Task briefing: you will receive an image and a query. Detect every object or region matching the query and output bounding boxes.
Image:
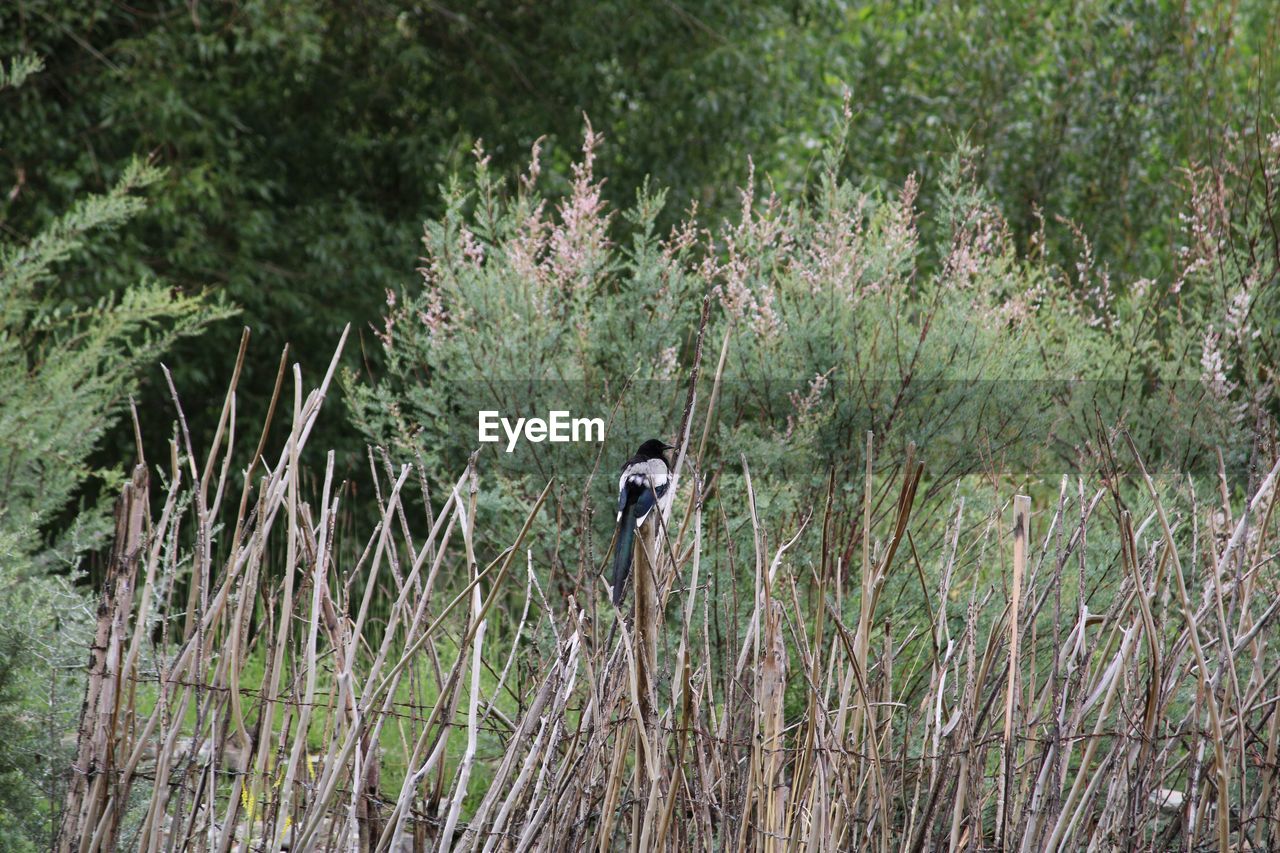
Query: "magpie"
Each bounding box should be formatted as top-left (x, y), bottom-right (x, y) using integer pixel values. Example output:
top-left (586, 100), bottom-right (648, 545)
top-left (611, 438), bottom-right (675, 605)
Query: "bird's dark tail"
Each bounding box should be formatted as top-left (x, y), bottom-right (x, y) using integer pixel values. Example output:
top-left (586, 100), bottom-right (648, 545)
top-left (612, 504), bottom-right (637, 605)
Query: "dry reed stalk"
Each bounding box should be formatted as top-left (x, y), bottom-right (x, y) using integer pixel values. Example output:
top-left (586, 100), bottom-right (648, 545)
top-left (996, 494), bottom-right (1029, 847)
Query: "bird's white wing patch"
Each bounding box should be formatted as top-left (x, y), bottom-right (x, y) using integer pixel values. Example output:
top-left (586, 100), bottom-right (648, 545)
top-left (617, 458), bottom-right (673, 526)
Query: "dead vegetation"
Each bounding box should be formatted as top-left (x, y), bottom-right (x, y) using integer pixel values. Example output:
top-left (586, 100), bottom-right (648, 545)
top-left (57, 330), bottom-right (1280, 851)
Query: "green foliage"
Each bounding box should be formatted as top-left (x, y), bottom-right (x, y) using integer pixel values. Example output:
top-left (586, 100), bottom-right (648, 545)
top-left (349, 124), bottom-right (1272, 577)
top-left (7, 0), bottom-right (1271, 481)
top-left (0, 0), bottom-right (841, 471)
top-left (0, 156), bottom-right (232, 567)
top-left (827, 0), bottom-right (1277, 278)
top-left (0, 545), bottom-right (91, 852)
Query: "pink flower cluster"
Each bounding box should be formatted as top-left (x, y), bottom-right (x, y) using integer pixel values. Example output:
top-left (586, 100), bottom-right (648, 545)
top-left (508, 126), bottom-right (613, 320)
top-left (702, 159), bottom-right (787, 338)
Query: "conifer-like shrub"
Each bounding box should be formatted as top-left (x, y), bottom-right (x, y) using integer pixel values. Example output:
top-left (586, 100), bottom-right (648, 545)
top-left (347, 121), bottom-right (1276, 562)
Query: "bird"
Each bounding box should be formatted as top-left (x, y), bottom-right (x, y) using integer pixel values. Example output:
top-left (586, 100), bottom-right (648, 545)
top-left (611, 438), bottom-right (675, 605)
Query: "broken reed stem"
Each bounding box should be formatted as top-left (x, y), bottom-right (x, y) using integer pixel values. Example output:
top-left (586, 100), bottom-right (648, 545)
top-left (631, 517), bottom-right (659, 851)
top-left (997, 494), bottom-right (1029, 849)
top-left (633, 519), bottom-right (660, 727)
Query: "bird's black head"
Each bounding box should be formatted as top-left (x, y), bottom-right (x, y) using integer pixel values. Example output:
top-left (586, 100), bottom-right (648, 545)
top-left (635, 438), bottom-right (675, 461)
